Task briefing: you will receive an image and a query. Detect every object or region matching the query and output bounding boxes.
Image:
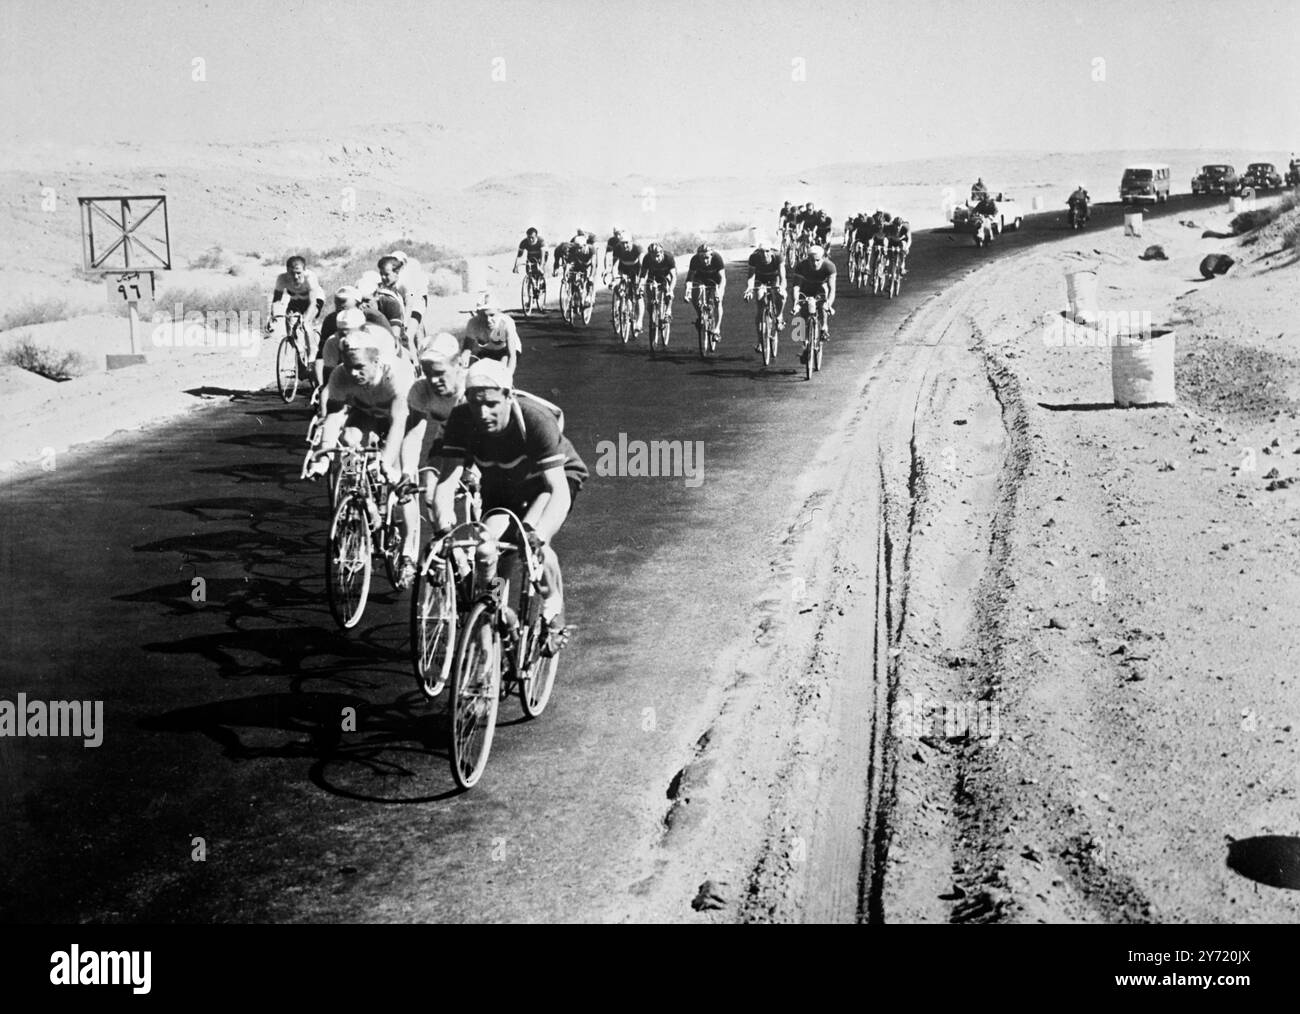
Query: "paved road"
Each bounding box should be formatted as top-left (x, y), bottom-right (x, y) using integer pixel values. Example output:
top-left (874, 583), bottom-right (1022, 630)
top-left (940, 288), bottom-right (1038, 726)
top-left (0, 193), bottom-right (1226, 922)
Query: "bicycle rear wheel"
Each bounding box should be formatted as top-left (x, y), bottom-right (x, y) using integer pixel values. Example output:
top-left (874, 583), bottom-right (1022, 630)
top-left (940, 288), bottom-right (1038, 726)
top-left (516, 576), bottom-right (559, 719)
top-left (449, 600), bottom-right (502, 790)
top-left (325, 498), bottom-right (373, 629)
top-left (411, 552), bottom-right (457, 698)
top-left (559, 273), bottom-right (571, 320)
top-left (276, 336), bottom-right (300, 403)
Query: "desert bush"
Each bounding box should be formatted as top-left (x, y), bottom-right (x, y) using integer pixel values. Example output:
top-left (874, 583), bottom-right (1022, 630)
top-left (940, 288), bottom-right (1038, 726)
top-left (656, 230), bottom-right (710, 256)
top-left (1230, 191), bottom-right (1300, 234)
top-left (1282, 219), bottom-right (1300, 251)
top-left (1, 299), bottom-right (70, 331)
top-left (188, 246), bottom-right (228, 269)
top-left (713, 219), bottom-right (750, 233)
top-left (319, 244), bottom-right (351, 259)
top-left (153, 281), bottom-right (266, 318)
top-left (428, 266), bottom-right (463, 297)
top-left (2, 336), bottom-right (92, 381)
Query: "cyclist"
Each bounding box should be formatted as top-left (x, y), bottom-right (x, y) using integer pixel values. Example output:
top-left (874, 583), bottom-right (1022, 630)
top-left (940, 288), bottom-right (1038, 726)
top-left (790, 244), bottom-right (837, 346)
top-left (461, 290), bottom-right (522, 376)
top-left (407, 331), bottom-right (468, 506)
top-left (316, 306), bottom-right (372, 389)
top-left (744, 238), bottom-right (786, 352)
top-left (513, 227), bottom-right (547, 287)
top-left (814, 207), bottom-right (833, 249)
top-left (683, 241), bottom-right (727, 342)
top-left (317, 285), bottom-right (396, 385)
top-left (885, 215), bottom-right (912, 275)
top-left (388, 250), bottom-right (428, 321)
top-left (602, 226), bottom-right (625, 278)
top-left (779, 201), bottom-right (796, 232)
top-left (268, 255), bottom-right (326, 356)
top-left (639, 241), bottom-right (678, 344)
top-left (551, 237), bottom-right (573, 279)
top-left (611, 232), bottom-right (645, 337)
top-left (430, 358), bottom-right (589, 652)
top-left (378, 256), bottom-right (421, 349)
top-left (566, 232), bottom-right (597, 306)
top-left (306, 325), bottom-right (421, 588)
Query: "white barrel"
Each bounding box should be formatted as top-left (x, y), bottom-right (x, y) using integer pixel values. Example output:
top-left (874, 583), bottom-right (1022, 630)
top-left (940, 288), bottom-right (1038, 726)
top-left (1065, 269), bottom-right (1099, 325)
top-left (1228, 196), bottom-right (1244, 213)
top-left (1124, 212), bottom-right (1143, 237)
top-left (464, 257), bottom-right (489, 297)
top-left (1112, 328), bottom-right (1176, 407)
top-left (1032, 195), bottom-right (1045, 211)
top-left (748, 225), bottom-right (760, 246)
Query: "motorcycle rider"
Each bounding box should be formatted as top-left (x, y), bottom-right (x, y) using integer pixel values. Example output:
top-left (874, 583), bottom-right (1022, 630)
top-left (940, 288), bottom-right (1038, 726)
top-left (1068, 184), bottom-right (1090, 225)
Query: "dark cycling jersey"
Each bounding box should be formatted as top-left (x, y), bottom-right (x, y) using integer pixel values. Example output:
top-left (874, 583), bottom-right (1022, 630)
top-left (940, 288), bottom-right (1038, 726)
top-left (793, 257), bottom-right (837, 297)
top-left (747, 248), bottom-right (782, 283)
top-left (614, 241), bottom-right (643, 274)
top-left (518, 235), bottom-right (545, 262)
top-left (552, 241), bottom-right (573, 268)
top-left (687, 250), bottom-right (725, 286)
top-left (437, 396), bottom-right (589, 513)
top-left (318, 306), bottom-right (393, 352)
top-left (568, 243), bottom-right (595, 270)
top-left (640, 251), bottom-right (677, 282)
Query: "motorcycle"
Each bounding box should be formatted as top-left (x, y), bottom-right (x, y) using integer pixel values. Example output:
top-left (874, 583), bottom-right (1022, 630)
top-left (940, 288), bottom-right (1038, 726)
top-left (971, 212), bottom-right (995, 247)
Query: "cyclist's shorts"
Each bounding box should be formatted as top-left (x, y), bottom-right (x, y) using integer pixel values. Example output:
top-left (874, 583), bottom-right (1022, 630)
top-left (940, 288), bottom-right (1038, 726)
top-left (692, 274), bottom-right (724, 289)
top-left (286, 297), bottom-right (311, 316)
top-left (484, 475), bottom-right (581, 522)
top-left (339, 406), bottom-right (390, 443)
top-left (617, 264), bottom-right (640, 280)
top-left (752, 272), bottom-right (782, 288)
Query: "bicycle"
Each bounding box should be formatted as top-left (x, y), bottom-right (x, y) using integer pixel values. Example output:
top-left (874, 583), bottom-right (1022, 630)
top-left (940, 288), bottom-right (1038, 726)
top-left (410, 468), bottom-right (483, 700)
top-left (645, 278), bottom-right (671, 353)
top-left (445, 508), bottom-right (565, 790)
top-left (563, 267), bottom-right (593, 328)
top-left (520, 260), bottom-right (546, 316)
top-left (610, 274), bottom-right (637, 344)
top-left (885, 243), bottom-right (904, 299)
top-left (317, 444), bottom-right (418, 630)
top-left (793, 293), bottom-right (832, 381)
top-left (691, 284), bottom-right (720, 358)
top-left (753, 283), bottom-right (781, 365)
top-left (273, 312), bottom-right (314, 403)
top-left (868, 240), bottom-right (887, 295)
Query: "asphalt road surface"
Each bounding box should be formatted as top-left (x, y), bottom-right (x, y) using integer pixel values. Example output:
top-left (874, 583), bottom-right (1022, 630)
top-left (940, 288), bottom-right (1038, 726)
top-left (0, 193), bottom-right (1225, 922)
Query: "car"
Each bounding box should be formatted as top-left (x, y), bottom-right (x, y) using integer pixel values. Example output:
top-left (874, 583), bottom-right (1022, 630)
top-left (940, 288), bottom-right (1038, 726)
top-left (1190, 164), bottom-right (1239, 195)
top-left (952, 192), bottom-right (1023, 234)
top-left (1122, 163), bottom-right (1172, 203)
top-left (1240, 162), bottom-right (1284, 191)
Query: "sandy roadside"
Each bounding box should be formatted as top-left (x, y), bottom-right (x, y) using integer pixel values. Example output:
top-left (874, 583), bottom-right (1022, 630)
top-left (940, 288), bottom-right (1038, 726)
top-left (883, 200), bottom-right (1300, 922)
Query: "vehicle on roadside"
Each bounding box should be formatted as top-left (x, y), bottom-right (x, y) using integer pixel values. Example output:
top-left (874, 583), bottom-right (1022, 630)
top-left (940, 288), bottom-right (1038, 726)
top-left (953, 193), bottom-right (1023, 234)
top-left (1122, 163), bottom-right (1172, 203)
top-left (1190, 164), bottom-right (1239, 195)
top-left (1241, 162), bottom-right (1284, 191)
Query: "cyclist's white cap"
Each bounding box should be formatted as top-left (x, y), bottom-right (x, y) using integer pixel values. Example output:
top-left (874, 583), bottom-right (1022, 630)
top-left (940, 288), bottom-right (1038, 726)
top-left (355, 270), bottom-right (381, 296)
top-left (473, 290), bottom-right (499, 313)
top-left (465, 359), bottom-right (513, 392)
top-left (336, 307), bottom-right (365, 331)
top-left (416, 331), bottom-right (461, 364)
top-left (334, 285), bottom-right (361, 304)
top-left (809, 245), bottom-right (825, 257)
top-left (388, 250), bottom-right (408, 264)
top-left (339, 325), bottom-right (385, 356)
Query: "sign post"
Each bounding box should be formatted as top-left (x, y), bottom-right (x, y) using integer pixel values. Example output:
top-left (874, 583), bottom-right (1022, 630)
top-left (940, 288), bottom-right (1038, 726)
top-left (78, 196), bottom-right (171, 367)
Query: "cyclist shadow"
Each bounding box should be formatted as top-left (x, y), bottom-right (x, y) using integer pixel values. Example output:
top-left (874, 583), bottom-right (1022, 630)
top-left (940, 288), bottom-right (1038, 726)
top-left (138, 689), bottom-right (458, 804)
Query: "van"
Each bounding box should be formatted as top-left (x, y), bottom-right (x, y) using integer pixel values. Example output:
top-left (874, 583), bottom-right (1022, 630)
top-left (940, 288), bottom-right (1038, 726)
top-left (1121, 163), bottom-right (1171, 204)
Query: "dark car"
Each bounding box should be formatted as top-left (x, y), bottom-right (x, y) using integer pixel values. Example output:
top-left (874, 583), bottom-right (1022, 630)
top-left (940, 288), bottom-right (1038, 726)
top-left (1191, 164), bottom-right (1239, 195)
top-left (1240, 162), bottom-right (1284, 191)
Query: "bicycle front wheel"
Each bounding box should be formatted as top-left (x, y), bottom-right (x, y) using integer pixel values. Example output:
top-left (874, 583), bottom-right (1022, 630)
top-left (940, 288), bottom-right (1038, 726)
top-left (325, 498), bottom-right (373, 629)
top-left (449, 600), bottom-right (502, 790)
top-left (411, 552), bottom-right (457, 699)
top-left (276, 336), bottom-right (300, 403)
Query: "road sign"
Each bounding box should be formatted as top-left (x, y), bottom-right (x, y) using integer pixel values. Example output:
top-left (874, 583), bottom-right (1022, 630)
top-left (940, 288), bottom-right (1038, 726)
top-left (79, 195), bottom-right (171, 272)
top-left (104, 270), bottom-right (155, 309)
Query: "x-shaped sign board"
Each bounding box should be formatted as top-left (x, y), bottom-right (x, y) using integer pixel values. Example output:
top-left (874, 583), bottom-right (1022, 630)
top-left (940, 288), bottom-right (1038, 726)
top-left (79, 195), bottom-right (171, 271)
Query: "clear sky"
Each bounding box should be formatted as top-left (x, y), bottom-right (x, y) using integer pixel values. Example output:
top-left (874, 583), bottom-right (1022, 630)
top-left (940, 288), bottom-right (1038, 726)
top-left (3, 0), bottom-right (1297, 178)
